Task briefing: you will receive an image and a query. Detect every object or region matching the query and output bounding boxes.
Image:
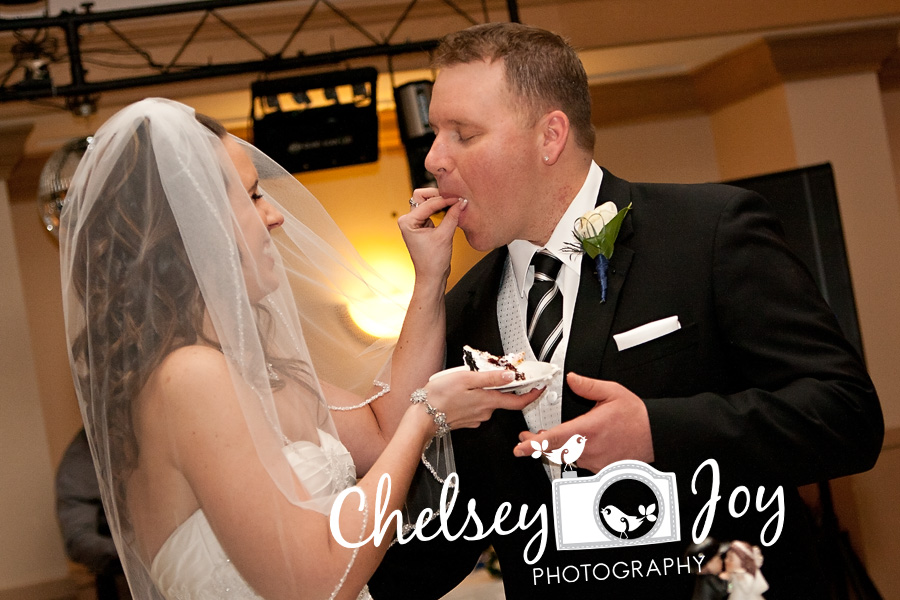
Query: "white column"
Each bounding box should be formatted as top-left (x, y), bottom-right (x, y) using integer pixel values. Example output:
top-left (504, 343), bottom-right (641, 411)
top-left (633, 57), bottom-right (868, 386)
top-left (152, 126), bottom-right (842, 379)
top-left (784, 71), bottom-right (900, 430)
top-left (784, 71), bottom-right (900, 598)
top-left (0, 126), bottom-right (70, 595)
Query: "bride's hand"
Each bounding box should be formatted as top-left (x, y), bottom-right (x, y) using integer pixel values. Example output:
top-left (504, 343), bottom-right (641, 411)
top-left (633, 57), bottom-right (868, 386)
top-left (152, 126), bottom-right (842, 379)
top-left (399, 189), bottom-right (467, 284)
top-left (419, 370), bottom-right (542, 430)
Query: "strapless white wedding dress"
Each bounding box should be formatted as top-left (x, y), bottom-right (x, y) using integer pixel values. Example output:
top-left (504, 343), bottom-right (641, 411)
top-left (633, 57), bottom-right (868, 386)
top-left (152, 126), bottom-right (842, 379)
top-left (149, 430), bottom-right (371, 600)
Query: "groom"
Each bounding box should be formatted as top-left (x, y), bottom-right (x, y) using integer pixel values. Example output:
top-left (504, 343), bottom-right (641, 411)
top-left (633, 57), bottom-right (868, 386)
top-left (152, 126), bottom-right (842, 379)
top-left (369, 22), bottom-right (882, 599)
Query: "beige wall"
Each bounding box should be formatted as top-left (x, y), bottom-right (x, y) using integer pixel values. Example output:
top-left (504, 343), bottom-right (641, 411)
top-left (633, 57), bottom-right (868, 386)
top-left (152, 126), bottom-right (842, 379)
top-left (883, 86), bottom-right (900, 207)
top-left (855, 77), bottom-right (900, 600)
top-left (711, 86), bottom-right (798, 180)
top-left (526, 0), bottom-right (900, 51)
top-left (785, 73), bottom-right (900, 431)
top-left (594, 112), bottom-right (721, 183)
top-left (9, 200), bottom-right (82, 467)
top-left (0, 181), bottom-right (70, 595)
top-left (846, 431), bottom-right (900, 598)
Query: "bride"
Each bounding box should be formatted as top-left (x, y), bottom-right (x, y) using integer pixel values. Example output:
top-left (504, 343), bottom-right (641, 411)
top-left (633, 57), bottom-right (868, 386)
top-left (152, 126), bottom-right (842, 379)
top-left (59, 98), bottom-right (537, 599)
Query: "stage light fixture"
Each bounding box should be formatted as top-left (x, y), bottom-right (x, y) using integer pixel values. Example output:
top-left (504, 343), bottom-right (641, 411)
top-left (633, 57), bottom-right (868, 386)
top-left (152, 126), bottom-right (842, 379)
top-left (251, 67), bottom-right (379, 174)
top-left (394, 80), bottom-right (437, 189)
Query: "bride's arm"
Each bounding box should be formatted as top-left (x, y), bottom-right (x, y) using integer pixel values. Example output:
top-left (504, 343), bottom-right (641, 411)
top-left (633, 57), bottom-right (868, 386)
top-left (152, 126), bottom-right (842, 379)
top-left (330, 194), bottom-right (538, 473)
top-left (329, 193), bottom-right (463, 467)
top-left (156, 345), bottom-right (527, 600)
top-left (377, 192), bottom-right (463, 435)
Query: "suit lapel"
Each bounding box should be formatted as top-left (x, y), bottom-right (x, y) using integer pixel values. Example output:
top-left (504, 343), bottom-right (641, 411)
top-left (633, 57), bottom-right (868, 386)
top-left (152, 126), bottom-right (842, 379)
top-left (563, 169), bottom-right (635, 421)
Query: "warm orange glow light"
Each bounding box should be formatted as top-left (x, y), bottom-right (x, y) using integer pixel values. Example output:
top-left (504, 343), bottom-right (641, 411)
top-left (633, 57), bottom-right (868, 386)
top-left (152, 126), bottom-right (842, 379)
top-left (347, 253), bottom-right (414, 339)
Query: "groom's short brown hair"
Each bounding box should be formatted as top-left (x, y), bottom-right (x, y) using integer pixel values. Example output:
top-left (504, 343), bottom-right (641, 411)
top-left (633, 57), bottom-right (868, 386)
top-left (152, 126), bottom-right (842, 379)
top-left (433, 22), bottom-right (595, 153)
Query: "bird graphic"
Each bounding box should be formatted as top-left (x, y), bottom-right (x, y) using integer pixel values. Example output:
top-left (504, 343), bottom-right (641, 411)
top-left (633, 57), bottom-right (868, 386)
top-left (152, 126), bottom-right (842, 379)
top-left (598, 504), bottom-right (658, 538)
top-left (530, 434), bottom-right (587, 470)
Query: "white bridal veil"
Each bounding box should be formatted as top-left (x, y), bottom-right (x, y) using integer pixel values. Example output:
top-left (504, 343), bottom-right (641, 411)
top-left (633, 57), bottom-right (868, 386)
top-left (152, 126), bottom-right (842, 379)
top-left (59, 98), bottom-right (450, 599)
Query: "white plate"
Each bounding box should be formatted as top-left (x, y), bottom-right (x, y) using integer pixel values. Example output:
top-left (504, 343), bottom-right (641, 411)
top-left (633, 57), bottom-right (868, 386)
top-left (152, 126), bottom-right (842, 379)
top-left (429, 361), bottom-right (560, 395)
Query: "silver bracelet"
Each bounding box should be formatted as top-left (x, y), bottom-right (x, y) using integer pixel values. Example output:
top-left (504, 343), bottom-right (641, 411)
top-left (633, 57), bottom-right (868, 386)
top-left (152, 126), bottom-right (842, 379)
top-left (409, 388), bottom-right (451, 437)
top-left (327, 380), bottom-right (389, 411)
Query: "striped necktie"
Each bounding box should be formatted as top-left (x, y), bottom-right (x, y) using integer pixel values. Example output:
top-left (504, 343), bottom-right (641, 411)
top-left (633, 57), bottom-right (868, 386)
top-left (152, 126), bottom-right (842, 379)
top-left (526, 250), bottom-right (564, 362)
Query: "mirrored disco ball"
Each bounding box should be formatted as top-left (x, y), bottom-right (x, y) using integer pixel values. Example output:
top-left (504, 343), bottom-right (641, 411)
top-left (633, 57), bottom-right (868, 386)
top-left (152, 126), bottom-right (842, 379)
top-left (37, 136), bottom-right (92, 238)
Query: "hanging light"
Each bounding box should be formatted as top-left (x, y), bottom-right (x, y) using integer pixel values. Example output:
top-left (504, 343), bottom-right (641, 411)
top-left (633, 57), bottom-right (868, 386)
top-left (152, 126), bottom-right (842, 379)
top-left (37, 136), bottom-right (91, 239)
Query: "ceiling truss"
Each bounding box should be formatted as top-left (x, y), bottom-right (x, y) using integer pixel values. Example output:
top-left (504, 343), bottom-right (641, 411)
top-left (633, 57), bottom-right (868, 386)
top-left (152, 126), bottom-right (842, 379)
top-left (0, 0), bottom-right (519, 112)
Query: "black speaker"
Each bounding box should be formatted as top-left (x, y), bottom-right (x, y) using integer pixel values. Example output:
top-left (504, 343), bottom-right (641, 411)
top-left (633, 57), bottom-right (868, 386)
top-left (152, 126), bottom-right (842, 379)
top-left (394, 80), bottom-right (437, 189)
top-left (252, 68), bottom-right (379, 174)
top-left (725, 163), bottom-right (864, 358)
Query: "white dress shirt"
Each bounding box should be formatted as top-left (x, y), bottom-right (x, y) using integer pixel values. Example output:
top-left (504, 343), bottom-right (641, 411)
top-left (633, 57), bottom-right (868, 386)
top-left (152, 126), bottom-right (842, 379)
top-left (499, 161), bottom-right (603, 479)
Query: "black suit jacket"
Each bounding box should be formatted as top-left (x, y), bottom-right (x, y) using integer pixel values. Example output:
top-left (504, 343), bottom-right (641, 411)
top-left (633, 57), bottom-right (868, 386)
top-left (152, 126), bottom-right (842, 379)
top-left (370, 169), bottom-right (882, 599)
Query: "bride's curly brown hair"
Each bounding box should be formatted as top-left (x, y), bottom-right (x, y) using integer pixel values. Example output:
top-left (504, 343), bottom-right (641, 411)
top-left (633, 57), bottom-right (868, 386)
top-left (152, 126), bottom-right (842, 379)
top-left (69, 120), bottom-right (211, 526)
top-left (69, 116), bottom-right (314, 531)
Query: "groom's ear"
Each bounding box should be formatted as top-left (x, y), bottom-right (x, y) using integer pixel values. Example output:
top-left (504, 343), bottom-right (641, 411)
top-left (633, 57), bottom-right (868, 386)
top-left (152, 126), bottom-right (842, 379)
top-left (539, 110), bottom-right (570, 165)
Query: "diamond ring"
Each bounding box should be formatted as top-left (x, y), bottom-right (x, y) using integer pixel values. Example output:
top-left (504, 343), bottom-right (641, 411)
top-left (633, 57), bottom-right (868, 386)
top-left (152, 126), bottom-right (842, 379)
top-left (409, 197), bottom-right (419, 208)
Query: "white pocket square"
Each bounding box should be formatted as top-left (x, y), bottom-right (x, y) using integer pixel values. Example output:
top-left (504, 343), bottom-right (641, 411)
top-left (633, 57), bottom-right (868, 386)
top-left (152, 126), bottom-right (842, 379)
top-left (613, 316), bottom-right (681, 351)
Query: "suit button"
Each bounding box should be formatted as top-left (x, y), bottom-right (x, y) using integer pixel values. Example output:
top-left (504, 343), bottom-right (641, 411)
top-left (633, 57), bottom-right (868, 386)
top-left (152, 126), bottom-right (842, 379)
top-left (545, 391), bottom-right (560, 405)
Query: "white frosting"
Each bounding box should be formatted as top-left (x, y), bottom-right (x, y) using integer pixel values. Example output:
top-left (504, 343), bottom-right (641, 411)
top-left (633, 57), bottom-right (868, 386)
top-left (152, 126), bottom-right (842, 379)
top-left (462, 344), bottom-right (525, 377)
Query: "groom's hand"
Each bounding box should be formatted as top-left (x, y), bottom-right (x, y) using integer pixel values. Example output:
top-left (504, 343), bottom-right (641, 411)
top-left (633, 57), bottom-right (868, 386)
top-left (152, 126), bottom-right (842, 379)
top-left (512, 373), bottom-right (654, 473)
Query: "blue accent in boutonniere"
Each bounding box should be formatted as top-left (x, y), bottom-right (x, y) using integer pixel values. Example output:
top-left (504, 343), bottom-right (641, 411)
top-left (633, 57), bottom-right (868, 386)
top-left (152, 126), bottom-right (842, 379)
top-left (563, 202), bottom-right (632, 302)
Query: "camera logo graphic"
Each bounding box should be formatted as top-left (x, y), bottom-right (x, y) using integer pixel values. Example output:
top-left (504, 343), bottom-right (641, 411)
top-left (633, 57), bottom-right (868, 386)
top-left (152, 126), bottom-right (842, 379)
top-left (552, 460), bottom-right (680, 550)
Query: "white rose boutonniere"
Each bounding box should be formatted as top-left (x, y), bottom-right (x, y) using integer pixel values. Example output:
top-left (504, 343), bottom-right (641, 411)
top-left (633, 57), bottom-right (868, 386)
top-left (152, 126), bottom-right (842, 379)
top-left (564, 201), bottom-right (632, 302)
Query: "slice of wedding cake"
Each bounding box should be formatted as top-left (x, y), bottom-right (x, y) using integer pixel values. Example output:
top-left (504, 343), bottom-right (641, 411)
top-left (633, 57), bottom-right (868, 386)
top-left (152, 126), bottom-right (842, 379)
top-left (462, 345), bottom-right (527, 381)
